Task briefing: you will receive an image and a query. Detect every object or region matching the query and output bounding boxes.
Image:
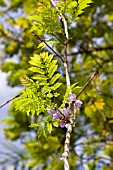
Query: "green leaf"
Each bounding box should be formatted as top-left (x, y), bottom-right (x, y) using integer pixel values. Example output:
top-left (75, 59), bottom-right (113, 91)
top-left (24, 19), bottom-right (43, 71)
top-left (12, 51), bottom-right (61, 137)
top-left (50, 73), bottom-right (61, 85)
top-left (37, 127), bottom-right (43, 138)
top-left (37, 42), bottom-right (46, 49)
top-left (29, 67), bottom-right (45, 74)
top-left (47, 123), bottom-right (52, 133)
top-left (60, 87), bottom-right (71, 108)
top-left (29, 55), bottom-right (45, 68)
top-left (75, 0), bottom-right (93, 20)
top-left (28, 15), bottom-right (42, 22)
top-left (27, 110), bottom-right (30, 116)
top-left (52, 82), bottom-right (62, 90)
top-left (29, 123), bottom-right (39, 128)
top-left (32, 75), bottom-right (48, 81)
top-left (53, 121), bottom-right (58, 127)
top-left (47, 93), bottom-right (53, 98)
top-left (46, 54), bottom-right (53, 66)
top-left (67, 1), bottom-right (77, 9)
top-left (48, 60), bottom-right (58, 78)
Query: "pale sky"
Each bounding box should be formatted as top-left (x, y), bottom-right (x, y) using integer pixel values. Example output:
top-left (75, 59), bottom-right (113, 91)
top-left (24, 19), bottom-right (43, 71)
top-left (0, 70), bottom-right (21, 138)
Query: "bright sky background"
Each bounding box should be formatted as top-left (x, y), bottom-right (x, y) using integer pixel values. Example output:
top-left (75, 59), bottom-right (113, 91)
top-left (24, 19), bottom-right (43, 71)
top-left (0, 70), bottom-right (20, 138)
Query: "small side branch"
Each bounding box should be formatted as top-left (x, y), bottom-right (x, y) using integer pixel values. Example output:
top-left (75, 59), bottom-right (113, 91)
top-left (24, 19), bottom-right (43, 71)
top-left (0, 93), bottom-right (21, 109)
top-left (67, 45), bottom-right (113, 56)
top-left (0, 28), bottom-right (23, 43)
top-left (76, 70), bottom-right (99, 98)
top-left (33, 33), bottom-right (64, 62)
top-left (0, 71), bottom-right (98, 109)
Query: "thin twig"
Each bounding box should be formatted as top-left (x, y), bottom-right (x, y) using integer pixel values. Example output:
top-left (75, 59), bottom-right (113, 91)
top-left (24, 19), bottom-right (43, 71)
top-left (67, 45), bottom-right (113, 56)
top-left (33, 32), bottom-right (64, 62)
top-left (76, 70), bottom-right (99, 98)
top-left (0, 28), bottom-right (23, 43)
top-left (0, 93), bottom-right (22, 109)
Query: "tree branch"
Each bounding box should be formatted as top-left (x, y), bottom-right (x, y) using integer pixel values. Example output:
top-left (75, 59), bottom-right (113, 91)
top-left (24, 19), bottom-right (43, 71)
top-left (0, 28), bottom-right (23, 43)
top-left (76, 70), bottom-right (99, 98)
top-left (67, 45), bottom-right (113, 56)
top-left (0, 71), bottom-right (98, 110)
top-left (0, 93), bottom-right (22, 109)
top-left (61, 28), bottom-right (73, 170)
top-left (33, 32), bottom-right (64, 62)
top-left (62, 40), bottom-right (73, 170)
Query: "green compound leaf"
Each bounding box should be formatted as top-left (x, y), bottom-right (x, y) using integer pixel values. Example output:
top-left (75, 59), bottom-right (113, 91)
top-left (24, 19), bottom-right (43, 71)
top-left (13, 52), bottom-right (62, 137)
top-left (75, 0), bottom-right (93, 20)
top-left (28, 15), bottom-right (42, 22)
top-left (67, 1), bottom-right (77, 9)
top-left (29, 116), bottom-right (53, 138)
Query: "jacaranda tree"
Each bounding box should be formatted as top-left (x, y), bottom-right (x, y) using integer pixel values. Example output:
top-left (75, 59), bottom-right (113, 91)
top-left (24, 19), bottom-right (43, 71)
top-left (0, 0), bottom-right (113, 170)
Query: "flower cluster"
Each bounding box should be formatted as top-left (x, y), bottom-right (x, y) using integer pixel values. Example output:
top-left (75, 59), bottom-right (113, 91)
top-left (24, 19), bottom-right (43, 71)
top-left (47, 106), bottom-right (70, 128)
top-left (68, 94), bottom-right (82, 113)
top-left (47, 94), bottom-right (82, 128)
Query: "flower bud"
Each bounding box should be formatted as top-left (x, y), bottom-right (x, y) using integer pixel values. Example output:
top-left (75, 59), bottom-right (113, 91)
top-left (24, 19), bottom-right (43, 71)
top-left (68, 94), bottom-right (76, 102)
top-left (74, 100), bottom-right (82, 110)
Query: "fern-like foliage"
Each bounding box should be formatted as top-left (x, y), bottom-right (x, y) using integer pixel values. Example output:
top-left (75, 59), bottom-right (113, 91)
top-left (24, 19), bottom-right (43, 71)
top-left (29, 116), bottom-right (58, 138)
top-left (28, 0), bottom-right (63, 36)
top-left (12, 52), bottom-right (62, 136)
top-left (28, 0), bottom-right (93, 38)
top-left (74, 0), bottom-right (93, 20)
top-left (28, 52), bottom-right (62, 93)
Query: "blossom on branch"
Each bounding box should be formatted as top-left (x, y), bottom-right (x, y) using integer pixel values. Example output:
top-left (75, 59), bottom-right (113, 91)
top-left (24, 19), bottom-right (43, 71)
top-left (47, 107), bottom-right (70, 128)
top-left (68, 94), bottom-right (76, 102)
top-left (74, 100), bottom-right (82, 110)
top-left (47, 94), bottom-right (82, 128)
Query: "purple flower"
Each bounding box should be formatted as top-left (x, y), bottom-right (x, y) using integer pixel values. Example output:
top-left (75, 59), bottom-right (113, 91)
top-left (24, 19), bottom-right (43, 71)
top-left (63, 107), bottom-right (70, 117)
top-left (53, 110), bottom-right (63, 120)
top-left (58, 122), bottom-right (66, 128)
top-left (57, 108), bottom-right (70, 128)
top-left (68, 94), bottom-right (76, 102)
top-left (74, 100), bottom-right (82, 110)
top-left (53, 0), bottom-right (59, 3)
top-left (47, 106), bottom-right (70, 128)
top-left (47, 106), bottom-right (56, 115)
top-left (47, 106), bottom-right (63, 120)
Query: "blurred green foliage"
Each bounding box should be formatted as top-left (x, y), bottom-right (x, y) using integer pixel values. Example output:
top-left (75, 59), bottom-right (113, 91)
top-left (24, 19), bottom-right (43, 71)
top-left (0, 0), bottom-right (113, 169)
